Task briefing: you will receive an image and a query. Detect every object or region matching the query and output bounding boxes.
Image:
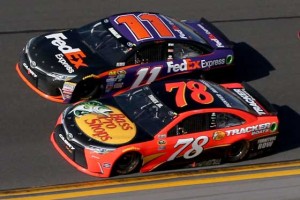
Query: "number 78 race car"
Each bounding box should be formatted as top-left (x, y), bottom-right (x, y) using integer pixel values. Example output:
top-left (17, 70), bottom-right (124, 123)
top-left (51, 79), bottom-right (279, 177)
top-left (16, 12), bottom-right (234, 103)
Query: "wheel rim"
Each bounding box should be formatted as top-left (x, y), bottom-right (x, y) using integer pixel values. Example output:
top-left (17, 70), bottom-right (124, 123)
top-left (227, 140), bottom-right (249, 161)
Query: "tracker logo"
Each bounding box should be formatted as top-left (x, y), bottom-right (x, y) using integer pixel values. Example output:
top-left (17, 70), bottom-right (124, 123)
top-left (167, 59), bottom-right (200, 73)
top-left (226, 123), bottom-right (271, 136)
top-left (46, 33), bottom-right (87, 69)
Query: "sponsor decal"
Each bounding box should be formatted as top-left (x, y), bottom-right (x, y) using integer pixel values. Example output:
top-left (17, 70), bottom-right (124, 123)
top-left (45, 33), bottom-right (87, 69)
top-left (158, 139), bottom-right (167, 150)
top-left (55, 54), bottom-right (74, 73)
top-left (88, 145), bottom-right (114, 154)
top-left (108, 27), bottom-right (122, 39)
top-left (113, 82), bottom-right (124, 89)
top-left (172, 25), bottom-right (187, 39)
top-left (61, 82), bottom-right (76, 100)
top-left (233, 89), bottom-right (266, 115)
top-left (201, 80), bottom-right (231, 108)
top-left (257, 136), bottom-right (276, 150)
top-left (158, 140), bottom-right (167, 145)
top-left (226, 122), bottom-right (271, 136)
top-left (194, 159), bottom-right (222, 167)
top-left (167, 59), bottom-right (201, 73)
top-left (158, 134), bottom-right (167, 139)
top-left (69, 100), bottom-right (111, 117)
top-left (148, 94), bottom-right (163, 108)
top-left (59, 133), bottom-right (75, 152)
top-left (116, 62), bottom-right (125, 67)
top-left (105, 70), bottom-right (126, 92)
top-left (197, 24), bottom-right (224, 48)
top-left (213, 131), bottom-right (226, 140)
top-left (74, 101), bottom-right (136, 145)
top-left (102, 163), bottom-right (112, 168)
top-left (23, 63), bottom-right (37, 78)
top-left (216, 93), bottom-right (232, 107)
top-left (201, 58), bottom-right (225, 69)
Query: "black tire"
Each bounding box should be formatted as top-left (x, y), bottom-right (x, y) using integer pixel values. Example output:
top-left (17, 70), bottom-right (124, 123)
top-left (226, 140), bottom-right (250, 162)
top-left (71, 79), bottom-right (99, 102)
top-left (113, 152), bottom-right (142, 176)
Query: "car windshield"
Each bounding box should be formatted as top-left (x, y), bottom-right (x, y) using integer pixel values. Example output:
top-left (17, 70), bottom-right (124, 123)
top-left (114, 86), bottom-right (176, 136)
top-left (77, 21), bottom-right (131, 66)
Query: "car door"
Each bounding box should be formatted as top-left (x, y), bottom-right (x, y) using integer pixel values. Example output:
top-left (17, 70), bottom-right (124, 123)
top-left (162, 111), bottom-right (246, 165)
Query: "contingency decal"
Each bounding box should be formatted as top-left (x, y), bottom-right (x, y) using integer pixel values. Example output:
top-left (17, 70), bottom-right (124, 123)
top-left (72, 101), bottom-right (136, 145)
top-left (165, 80), bottom-right (214, 107)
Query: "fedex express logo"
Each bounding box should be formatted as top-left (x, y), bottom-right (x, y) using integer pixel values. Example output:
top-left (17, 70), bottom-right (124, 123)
top-left (167, 58), bottom-right (225, 73)
top-left (45, 33), bottom-right (87, 69)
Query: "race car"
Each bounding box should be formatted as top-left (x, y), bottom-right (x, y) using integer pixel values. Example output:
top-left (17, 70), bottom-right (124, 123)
top-left (16, 12), bottom-right (234, 103)
top-left (51, 79), bottom-right (279, 177)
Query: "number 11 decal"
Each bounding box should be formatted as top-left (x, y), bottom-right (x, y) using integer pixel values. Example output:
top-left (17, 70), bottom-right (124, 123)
top-left (131, 66), bottom-right (162, 89)
top-left (115, 13), bottom-right (175, 41)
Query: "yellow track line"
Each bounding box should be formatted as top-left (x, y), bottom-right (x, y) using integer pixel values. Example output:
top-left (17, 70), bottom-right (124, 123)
top-left (1, 160), bottom-right (300, 198)
top-left (5, 168), bottom-right (300, 200)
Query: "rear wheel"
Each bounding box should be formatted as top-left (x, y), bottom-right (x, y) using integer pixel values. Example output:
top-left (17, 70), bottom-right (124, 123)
top-left (113, 152), bottom-right (141, 176)
top-left (226, 140), bottom-right (250, 162)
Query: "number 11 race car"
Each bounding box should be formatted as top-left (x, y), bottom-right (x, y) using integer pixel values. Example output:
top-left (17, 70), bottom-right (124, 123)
top-left (51, 79), bottom-right (279, 177)
top-left (16, 12), bottom-right (234, 103)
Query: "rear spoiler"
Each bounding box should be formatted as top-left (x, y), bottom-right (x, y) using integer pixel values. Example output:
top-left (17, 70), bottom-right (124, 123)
top-left (222, 82), bottom-right (277, 116)
top-left (241, 82), bottom-right (277, 115)
top-left (184, 18), bottom-right (233, 49)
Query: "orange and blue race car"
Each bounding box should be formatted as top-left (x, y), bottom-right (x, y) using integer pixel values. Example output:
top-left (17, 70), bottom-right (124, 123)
top-left (16, 12), bottom-right (234, 103)
top-left (51, 79), bottom-right (279, 177)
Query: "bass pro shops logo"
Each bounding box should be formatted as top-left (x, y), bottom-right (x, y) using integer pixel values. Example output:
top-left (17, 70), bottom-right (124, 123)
top-left (46, 33), bottom-right (87, 69)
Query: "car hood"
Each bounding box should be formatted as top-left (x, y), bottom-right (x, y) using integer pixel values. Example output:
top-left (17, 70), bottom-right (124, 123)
top-left (26, 30), bottom-right (107, 75)
top-left (63, 100), bottom-right (152, 147)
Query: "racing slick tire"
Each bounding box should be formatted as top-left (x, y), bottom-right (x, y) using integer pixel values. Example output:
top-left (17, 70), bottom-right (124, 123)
top-left (112, 152), bottom-right (142, 176)
top-left (71, 79), bottom-right (99, 102)
top-left (226, 140), bottom-right (250, 162)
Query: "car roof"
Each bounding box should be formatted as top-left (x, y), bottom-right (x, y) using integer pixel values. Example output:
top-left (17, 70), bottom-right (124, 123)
top-left (108, 12), bottom-right (201, 45)
top-left (149, 79), bottom-right (251, 114)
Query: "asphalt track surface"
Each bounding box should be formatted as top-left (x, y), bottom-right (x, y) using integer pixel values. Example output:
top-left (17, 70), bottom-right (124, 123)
top-left (0, 0), bottom-right (299, 199)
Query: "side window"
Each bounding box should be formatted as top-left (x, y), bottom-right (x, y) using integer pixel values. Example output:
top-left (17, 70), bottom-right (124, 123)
top-left (167, 112), bottom-right (245, 137)
top-left (168, 114), bottom-right (210, 137)
top-left (209, 113), bottom-right (245, 129)
top-left (126, 43), bottom-right (167, 65)
top-left (173, 43), bottom-right (204, 60)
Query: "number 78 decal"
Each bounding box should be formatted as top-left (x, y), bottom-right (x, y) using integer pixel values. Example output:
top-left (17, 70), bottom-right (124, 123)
top-left (165, 81), bottom-right (214, 107)
top-left (168, 136), bottom-right (209, 161)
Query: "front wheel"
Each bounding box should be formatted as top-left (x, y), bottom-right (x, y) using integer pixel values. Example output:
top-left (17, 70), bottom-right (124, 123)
top-left (226, 140), bottom-right (250, 162)
top-left (112, 152), bottom-right (142, 176)
top-left (71, 79), bottom-right (99, 102)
